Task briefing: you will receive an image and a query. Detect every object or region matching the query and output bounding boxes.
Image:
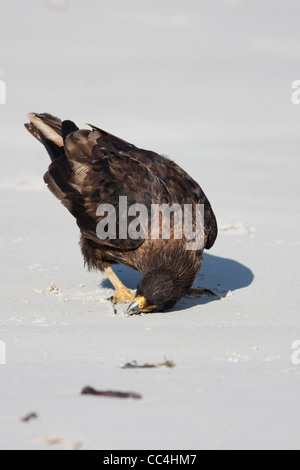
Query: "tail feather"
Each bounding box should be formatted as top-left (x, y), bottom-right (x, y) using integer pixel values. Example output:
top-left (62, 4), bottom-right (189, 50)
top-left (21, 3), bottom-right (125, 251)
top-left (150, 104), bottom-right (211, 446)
top-left (26, 112), bottom-right (63, 144)
top-left (25, 112), bottom-right (64, 161)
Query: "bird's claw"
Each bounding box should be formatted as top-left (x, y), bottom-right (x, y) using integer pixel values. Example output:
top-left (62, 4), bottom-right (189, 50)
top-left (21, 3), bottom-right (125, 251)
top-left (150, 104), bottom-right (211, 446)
top-left (107, 287), bottom-right (135, 304)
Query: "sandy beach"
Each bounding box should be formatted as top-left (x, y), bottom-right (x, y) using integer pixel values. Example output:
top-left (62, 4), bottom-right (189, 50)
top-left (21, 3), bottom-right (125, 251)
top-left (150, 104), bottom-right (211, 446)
top-left (0, 0), bottom-right (300, 450)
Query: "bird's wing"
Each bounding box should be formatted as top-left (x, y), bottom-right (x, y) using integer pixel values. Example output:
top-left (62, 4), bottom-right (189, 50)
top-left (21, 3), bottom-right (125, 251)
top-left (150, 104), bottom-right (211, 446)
top-left (90, 125), bottom-right (217, 249)
top-left (44, 128), bottom-right (171, 251)
top-left (26, 113), bottom-right (217, 252)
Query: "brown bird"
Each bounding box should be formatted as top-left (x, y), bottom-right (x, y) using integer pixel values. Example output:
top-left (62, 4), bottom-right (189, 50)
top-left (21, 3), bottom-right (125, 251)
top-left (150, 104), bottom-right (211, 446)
top-left (25, 113), bottom-right (217, 313)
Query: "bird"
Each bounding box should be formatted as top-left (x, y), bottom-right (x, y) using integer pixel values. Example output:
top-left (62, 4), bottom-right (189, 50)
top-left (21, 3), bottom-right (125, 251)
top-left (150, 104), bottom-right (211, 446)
top-left (25, 112), bottom-right (217, 314)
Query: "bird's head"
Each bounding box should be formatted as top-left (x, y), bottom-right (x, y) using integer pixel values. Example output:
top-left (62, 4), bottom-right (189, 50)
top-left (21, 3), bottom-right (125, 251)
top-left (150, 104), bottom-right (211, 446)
top-left (126, 269), bottom-right (184, 314)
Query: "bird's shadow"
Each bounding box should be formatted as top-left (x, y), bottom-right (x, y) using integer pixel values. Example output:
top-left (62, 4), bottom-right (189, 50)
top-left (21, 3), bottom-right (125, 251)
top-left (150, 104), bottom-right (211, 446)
top-left (100, 253), bottom-right (254, 313)
top-left (173, 252), bottom-right (254, 312)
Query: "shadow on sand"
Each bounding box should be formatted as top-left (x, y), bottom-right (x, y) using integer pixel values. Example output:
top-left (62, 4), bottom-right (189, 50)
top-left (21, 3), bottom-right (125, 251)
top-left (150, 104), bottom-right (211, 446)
top-left (174, 252), bottom-right (254, 312)
top-left (101, 252), bottom-right (254, 313)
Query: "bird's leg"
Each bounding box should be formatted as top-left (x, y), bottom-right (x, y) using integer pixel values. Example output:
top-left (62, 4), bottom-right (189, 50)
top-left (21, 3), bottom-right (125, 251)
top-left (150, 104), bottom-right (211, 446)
top-left (103, 265), bottom-right (135, 304)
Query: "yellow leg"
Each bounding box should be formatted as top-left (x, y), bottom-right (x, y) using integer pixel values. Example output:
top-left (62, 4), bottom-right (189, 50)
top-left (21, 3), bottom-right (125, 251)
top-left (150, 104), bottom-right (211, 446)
top-left (188, 287), bottom-right (216, 296)
top-left (188, 287), bottom-right (206, 295)
top-left (103, 265), bottom-right (135, 304)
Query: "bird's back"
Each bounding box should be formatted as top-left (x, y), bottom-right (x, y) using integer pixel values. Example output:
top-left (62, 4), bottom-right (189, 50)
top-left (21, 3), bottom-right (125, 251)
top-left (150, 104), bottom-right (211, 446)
top-left (25, 113), bottom-right (217, 253)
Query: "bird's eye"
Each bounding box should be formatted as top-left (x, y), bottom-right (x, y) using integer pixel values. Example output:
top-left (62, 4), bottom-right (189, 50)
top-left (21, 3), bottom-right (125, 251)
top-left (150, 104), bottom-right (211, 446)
top-left (136, 295), bottom-right (147, 310)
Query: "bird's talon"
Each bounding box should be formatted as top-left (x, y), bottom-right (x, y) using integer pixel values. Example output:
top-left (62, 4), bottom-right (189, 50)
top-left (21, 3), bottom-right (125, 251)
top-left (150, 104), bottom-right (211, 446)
top-left (108, 288), bottom-right (135, 304)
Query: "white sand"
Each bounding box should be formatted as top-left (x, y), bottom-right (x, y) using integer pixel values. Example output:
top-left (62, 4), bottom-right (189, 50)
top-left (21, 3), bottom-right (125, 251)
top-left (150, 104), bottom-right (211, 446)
top-left (0, 0), bottom-right (300, 450)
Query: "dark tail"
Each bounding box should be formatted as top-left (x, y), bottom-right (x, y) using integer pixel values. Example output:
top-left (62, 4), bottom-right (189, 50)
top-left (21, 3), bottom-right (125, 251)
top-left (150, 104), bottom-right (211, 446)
top-left (25, 112), bottom-right (80, 206)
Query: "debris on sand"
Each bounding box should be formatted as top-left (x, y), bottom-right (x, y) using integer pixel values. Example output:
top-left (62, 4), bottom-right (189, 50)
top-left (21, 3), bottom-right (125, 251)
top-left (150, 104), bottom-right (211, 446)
top-left (21, 412), bottom-right (38, 423)
top-left (121, 359), bottom-right (175, 369)
top-left (81, 386), bottom-right (142, 400)
top-left (43, 281), bottom-right (59, 295)
top-left (36, 434), bottom-right (62, 446)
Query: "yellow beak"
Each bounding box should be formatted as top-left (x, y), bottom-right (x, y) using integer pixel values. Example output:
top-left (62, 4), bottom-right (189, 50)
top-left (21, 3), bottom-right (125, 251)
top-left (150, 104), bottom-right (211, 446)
top-left (126, 296), bottom-right (157, 314)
